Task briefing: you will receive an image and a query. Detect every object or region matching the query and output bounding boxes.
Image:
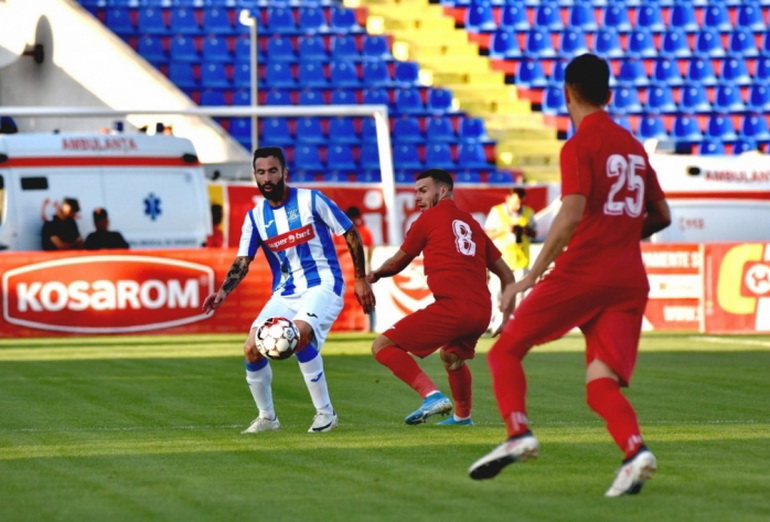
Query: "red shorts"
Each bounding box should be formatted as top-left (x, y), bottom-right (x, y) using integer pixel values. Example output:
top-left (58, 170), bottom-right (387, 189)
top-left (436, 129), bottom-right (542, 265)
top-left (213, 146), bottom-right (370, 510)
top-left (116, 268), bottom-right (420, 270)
top-left (500, 273), bottom-right (648, 386)
top-left (385, 298), bottom-right (490, 360)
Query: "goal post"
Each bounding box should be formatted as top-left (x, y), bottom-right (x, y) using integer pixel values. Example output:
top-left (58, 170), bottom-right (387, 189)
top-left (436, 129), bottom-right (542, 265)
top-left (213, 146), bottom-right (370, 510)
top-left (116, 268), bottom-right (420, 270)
top-left (0, 104), bottom-right (401, 243)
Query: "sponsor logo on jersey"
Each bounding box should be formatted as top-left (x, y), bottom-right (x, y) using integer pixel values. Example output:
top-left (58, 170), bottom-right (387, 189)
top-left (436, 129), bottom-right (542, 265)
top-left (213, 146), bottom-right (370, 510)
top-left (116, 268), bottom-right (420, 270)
top-left (264, 224), bottom-right (316, 252)
top-left (2, 256), bottom-right (214, 333)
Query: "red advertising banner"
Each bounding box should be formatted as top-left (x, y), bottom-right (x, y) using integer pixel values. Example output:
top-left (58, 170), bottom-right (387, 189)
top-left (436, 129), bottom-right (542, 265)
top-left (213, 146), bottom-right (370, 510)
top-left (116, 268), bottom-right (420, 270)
top-left (640, 243), bottom-right (703, 331)
top-left (0, 249), bottom-right (366, 338)
top-left (703, 242), bottom-right (770, 333)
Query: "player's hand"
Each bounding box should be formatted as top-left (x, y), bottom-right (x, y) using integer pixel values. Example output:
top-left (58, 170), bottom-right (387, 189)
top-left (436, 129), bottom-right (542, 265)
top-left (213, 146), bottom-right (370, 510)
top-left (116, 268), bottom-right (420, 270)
top-left (202, 291), bottom-right (224, 314)
top-left (354, 277), bottom-right (376, 314)
top-left (365, 272), bottom-right (379, 284)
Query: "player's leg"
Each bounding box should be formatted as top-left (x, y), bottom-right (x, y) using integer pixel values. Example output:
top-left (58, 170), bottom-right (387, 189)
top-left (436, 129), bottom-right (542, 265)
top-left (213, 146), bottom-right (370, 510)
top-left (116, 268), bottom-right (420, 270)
top-left (436, 349), bottom-right (473, 425)
top-left (582, 290), bottom-right (657, 496)
top-left (291, 287), bottom-right (344, 433)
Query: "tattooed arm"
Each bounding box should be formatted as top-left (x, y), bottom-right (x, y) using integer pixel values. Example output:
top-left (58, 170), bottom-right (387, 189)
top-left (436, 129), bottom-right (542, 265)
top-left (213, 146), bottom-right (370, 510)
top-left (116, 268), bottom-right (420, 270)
top-left (202, 256), bottom-right (252, 314)
top-left (343, 226), bottom-right (376, 314)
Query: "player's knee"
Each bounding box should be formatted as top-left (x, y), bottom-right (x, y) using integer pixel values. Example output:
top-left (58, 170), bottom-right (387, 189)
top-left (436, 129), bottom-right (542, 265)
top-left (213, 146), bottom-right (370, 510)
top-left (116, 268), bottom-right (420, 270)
top-left (243, 338), bottom-right (261, 363)
top-left (440, 350), bottom-right (464, 371)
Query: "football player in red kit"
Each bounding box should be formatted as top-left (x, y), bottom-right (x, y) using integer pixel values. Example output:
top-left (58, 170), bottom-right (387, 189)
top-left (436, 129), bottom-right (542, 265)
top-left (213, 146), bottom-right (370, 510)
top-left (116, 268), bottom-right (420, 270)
top-left (367, 169), bottom-right (515, 426)
top-left (468, 54), bottom-right (671, 497)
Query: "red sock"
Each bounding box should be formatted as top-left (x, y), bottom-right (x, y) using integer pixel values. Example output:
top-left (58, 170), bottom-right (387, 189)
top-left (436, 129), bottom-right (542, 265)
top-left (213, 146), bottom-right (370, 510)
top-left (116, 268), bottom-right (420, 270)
top-left (375, 346), bottom-right (437, 398)
top-left (446, 364), bottom-right (472, 418)
top-left (587, 378), bottom-right (644, 459)
top-left (488, 335), bottom-right (530, 438)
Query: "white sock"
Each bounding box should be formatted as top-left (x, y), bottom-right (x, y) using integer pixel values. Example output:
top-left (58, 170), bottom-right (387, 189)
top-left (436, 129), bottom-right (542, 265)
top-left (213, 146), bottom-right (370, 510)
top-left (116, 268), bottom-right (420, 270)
top-left (245, 363), bottom-right (275, 420)
top-left (298, 353), bottom-right (334, 415)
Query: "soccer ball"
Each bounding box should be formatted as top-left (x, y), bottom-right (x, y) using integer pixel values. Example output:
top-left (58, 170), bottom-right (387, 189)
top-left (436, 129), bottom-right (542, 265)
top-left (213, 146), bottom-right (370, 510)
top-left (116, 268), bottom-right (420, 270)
top-left (255, 317), bottom-right (300, 360)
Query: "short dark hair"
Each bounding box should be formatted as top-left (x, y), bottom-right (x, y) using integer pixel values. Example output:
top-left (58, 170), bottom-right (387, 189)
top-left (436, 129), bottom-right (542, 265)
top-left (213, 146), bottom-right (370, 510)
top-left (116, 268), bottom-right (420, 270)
top-left (93, 208), bottom-right (108, 221)
top-left (64, 197), bottom-right (80, 213)
top-left (416, 168), bottom-right (454, 190)
top-left (252, 147), bottom-right (287, 170)
top-left (510, 187), bottom-right (526, 198)
top-left (564, 53), bottom-right (611, 107)
top-left (345, 206), bottom-right (362, 219)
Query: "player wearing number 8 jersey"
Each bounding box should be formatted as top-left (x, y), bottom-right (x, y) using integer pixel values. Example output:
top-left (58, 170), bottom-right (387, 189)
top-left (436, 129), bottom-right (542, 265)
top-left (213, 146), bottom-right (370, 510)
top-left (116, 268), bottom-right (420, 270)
top-left (368, 169), bottom-right (515, 426)
top-left (468, 54), bottom-right (671, 496)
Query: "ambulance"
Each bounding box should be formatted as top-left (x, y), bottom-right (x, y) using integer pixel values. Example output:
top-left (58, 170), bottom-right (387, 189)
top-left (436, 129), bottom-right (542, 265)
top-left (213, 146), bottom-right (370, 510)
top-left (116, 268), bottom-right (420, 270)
top-left (0, 132), bottom-right (212, 251)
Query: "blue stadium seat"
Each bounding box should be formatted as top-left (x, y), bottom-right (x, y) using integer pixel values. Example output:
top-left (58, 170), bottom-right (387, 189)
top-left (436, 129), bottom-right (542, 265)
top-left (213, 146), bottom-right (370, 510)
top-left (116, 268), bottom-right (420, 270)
top-left (233, 89), bottom-right (251, 106)
top-left (733, 138), bottom-right (759, 154)
top-left (617, 59), bottom-right (649, 87)
top-left (741, 114), bottom-right (770, 141)
top-left (105, 8), bottom-right (136, 35)
top-left (729, 28), bottom-right (759, 57)
top-left (703, 4), bottom-right (732, 31)
top-left (627, 28), bottom-right (657, 58)
top-left (359, 142), bottom-right (380, 170)
top-left (330, 6), bottom-right (361, 34)
top-left (706, 114), bottom-right (739, 142)
top-left (202, 35), bottom-right (231, 62)
top-left (637, 4), bottom-right (665, 31)
top-left (230, 118), bottom-right (251, 150)
top-left (646, 84), bottom-right (678, 114)
top-left (748, 83), bottom-right (770, 112)
top-left (757, 57), bottom-right (770, 83)
top-left (329, 61), bottom-right (361, 87)
top-left (465, 2), bottom-right (497, 31)
top-left (610, 87), bottom-right (644, 114)
top-left (761, 31), bottom-right (770, 58)
top-left (330, 88), bottom-right (356, 105)
top-left (487, 171), bottom-right (515, 184)
top-left (201, 61), bottom-right (231, 89)
top-left (169, 7), bottom-right (200, 35)
top-left (698, 139), bottom-right (726, 155)
top-left (670, 3), bottom-right (698, 31)
top-left (722, 57), bottom-right (752, 86)
top-left (568, 2), bottom-right (597, 31)
top-left (327, 117), bottom-right (359, 143)
top-left (594, 27), bottom-right (623, 58)
top-left (603, 3), bottom-right (632, 31)
top-left (393, 143), bottom-right (423, 170)
top-left (330, 35), bottom-right (359, 61)
top-left (202, 7), bottom-right (236, 35)
top-left (560, 28), bottom-right (589, 57)
top-left (266, 36), bottom-right (296, 61)
top-left (298, 7), bottom-right (329, 34)
top-left (500, 4), bottom-right (528, 29)
top-left (459, 116), bottom-right (488, 141)
top-left (200, 89), bottom-right (226, 106)
top-left (264, 62), bottom-right (296, 88)
top-left (294, 144), bottom-right (325, 172)
top-left (394, 87), bottom-right (425, 114)
top-left (137, 7), bottom-right (168, 34)
top-left (297, 60), bottom-right (328, 87)
top-left (551, 59), bottom-right (567, 84)
top-left (168, 62), bottom-right (198, 90)
top-left (490, 29), bottom-right (521, 59)
top-left (265, 7), bottom-right (296, 34)
top-left (660, 28), bottom-right (691, 58)
top-left (694, 28), bottom-right (726, 58)
top-left (613, 115), bottom-right (632, 132)
top-left (295, 116), bottom-right (325, 143)
top-left (427, 88), bottom-right (453, 114)
top-left (542, 85), bottom-right (567, 115)
top-left (298, 34), bottom-right (328, 61)
top-left (525, 28), bottom-right (557, 58)
top-left (638, 115), bottom-right (669, 140)
top-left (672, 114), bottom-right (704, 141)
top-left (457, 142), bottom-right (490, 169)
top-left (327, 144), bottom-right (358, 171)
top-left (362, 61), bottom-right (392, 87)
top-left (534, 2), bottom-right (563, 30)
top-left (264, 89), bottom-right (291, 105)
top-left (425, 116), bottom-right (455, 142)
top-left (455, 171), bottom-right (482, 183)
top-left (394, 61), bottom-right (420, 87)
top-left (737, 2), bottom-right (765, 31)
top-left (687, 57), bottom-right (718, 86)
top-left (680, 84), bottom-right (713, 113)
top-left (259, 117), bottom-right (293, 145)
top-left (424, 142), bottom-right (455, 169)
top-left (362, 88), bottom-right (390, 108)
top-left (169, 35), bottom-right (199, 62)
top-left (517, 59), bottom-right (548, 88)
top-left (361, 35), bottom-right (392, 61)
top-left (137, 35), bottom-right (167, 64)
top-left (653, 57), bottom-right (684, 86)
top-left (298, 89), bottom-right (324, 105)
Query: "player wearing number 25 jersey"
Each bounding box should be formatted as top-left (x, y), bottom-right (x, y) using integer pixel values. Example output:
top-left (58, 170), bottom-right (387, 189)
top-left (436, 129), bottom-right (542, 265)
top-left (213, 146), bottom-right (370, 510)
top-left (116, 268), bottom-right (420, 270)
top-left (469, 54), bottom-right (671, 497)
top-left (368, 169), bottom-right (514, 426)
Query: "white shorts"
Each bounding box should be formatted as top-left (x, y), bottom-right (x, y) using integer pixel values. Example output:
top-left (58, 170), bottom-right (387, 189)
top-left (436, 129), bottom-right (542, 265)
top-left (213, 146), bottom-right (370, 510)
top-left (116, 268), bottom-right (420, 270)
top-left (251, 285), bottom-right (344, 349)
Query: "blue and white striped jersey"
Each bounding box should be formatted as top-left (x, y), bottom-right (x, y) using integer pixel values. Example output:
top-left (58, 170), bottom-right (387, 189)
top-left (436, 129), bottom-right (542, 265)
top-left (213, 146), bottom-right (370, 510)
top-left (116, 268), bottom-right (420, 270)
top-left (237, 187), bottom-right (353, 297)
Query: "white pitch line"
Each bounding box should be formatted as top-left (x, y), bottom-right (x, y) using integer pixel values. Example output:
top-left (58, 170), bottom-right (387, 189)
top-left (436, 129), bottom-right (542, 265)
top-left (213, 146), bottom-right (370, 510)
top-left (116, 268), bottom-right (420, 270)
top-left (691, 336), bottom-right (770, 348)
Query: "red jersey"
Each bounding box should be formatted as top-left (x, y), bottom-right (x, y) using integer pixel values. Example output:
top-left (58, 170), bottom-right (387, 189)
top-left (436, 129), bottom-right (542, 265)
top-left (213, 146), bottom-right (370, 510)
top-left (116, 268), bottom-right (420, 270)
top-left (401, 199), bottom-right (501, 307)
top-left (556, 111), bottom-right (665, 288)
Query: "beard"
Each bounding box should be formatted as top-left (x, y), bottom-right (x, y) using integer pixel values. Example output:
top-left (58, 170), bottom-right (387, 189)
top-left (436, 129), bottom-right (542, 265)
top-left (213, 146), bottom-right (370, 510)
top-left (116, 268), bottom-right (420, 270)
top-left (258, 177), bottom-right (286, 202)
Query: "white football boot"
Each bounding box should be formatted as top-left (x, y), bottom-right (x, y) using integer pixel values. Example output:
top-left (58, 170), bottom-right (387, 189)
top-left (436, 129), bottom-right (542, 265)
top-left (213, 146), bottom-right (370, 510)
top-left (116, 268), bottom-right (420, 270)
top-left (241, 415), bottom-right (280, 434)
top-left (468, 432), bottom-right (540, 480)
top-left (605, 448), bottom-right (657, 497)
top-left (308, 411), bottom-right (338, 433)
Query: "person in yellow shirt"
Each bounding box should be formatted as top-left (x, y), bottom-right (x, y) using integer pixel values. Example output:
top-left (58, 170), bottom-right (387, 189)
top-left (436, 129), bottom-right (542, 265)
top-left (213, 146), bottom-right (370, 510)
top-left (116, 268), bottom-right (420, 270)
top-left (484, 187), bottom-right (537, 329)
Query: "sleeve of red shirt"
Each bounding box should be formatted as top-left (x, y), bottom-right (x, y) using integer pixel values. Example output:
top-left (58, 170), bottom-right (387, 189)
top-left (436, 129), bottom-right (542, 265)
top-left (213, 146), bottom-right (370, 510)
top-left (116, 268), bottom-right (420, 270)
top-left (400, 212), bottom-right (427, 257)
top-left (560, 138), bottom-right (591, 198)
top-left (483, 231), bottom-right (502, 267)
top-left (645, 160), bottom-right (666, 203)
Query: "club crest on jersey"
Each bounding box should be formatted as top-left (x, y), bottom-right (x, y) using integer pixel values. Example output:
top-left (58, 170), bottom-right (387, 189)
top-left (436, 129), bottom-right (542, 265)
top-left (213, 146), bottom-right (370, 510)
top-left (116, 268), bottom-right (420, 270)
top-left (287, 207), bottom-right (301, 222)
top-left (264, 224), bottom-right (316, 252)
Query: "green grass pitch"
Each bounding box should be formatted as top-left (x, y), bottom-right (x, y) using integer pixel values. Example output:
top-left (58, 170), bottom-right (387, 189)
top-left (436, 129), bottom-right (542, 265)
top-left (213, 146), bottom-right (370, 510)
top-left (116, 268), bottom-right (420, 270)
top-left (1, 332), bottom-right (768, 522)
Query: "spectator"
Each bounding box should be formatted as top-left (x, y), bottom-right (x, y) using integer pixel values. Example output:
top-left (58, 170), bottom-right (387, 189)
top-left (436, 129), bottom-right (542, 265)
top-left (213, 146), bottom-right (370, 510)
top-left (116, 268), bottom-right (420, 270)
top-left (205, 203), bottom-right (225, 248)
top-left (84, 208), bottom-right (129, 250)
top-left (42, 197), bottom-right (84, 251)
